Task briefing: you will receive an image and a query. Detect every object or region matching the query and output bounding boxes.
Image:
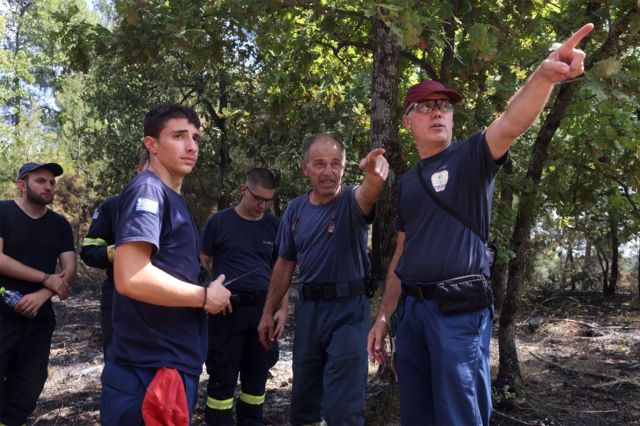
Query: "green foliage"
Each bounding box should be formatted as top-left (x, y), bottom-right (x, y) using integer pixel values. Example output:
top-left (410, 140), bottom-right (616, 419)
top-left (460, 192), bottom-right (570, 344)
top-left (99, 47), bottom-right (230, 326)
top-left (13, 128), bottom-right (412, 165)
top-left (4, 0), bottom-right (637, 280)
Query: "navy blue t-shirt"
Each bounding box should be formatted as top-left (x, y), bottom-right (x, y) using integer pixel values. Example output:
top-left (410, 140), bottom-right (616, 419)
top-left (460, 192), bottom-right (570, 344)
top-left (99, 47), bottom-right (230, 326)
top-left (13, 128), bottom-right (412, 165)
top-left (80, 195), bottom-right (118, 283)
top-left (278, 186), bottom-right (372, 284)
top-left (200, 207), bottom-right (279, 293)
top-left (395, 131), bottom-right (507, 283)
top-left (111, 171), bottom-right (206, 375)
top-left (0, 200), bottom-right (75, 318)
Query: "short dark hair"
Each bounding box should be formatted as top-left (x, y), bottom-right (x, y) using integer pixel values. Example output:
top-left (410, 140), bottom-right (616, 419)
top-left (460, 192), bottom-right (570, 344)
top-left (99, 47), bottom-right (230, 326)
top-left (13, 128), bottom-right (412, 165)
top-left (136, 149), bottom-right (149, 171)
top-left (247, 168), bottom-right (277, 190)
top-left (143, 104), bottom-right (201, 138)
top-left (302, 132), bottom-right (345, 161)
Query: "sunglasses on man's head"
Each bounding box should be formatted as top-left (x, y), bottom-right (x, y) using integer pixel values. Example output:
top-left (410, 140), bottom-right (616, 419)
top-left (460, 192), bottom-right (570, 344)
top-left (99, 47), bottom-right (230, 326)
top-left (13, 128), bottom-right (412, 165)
top-left (405, 99), bottom-right (454, 115)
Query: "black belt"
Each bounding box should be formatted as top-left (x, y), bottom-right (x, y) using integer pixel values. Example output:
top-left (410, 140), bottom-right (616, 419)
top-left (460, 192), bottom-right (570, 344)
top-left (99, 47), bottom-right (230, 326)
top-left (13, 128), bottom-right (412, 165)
top-left (402, 275), bottom-right (486, 301)
top-left (301, 280), bottom-right (366, 300)
top-left (230, 291), bottom-right (267, 307)
top-left (402, 283), bottom-right (438, 300)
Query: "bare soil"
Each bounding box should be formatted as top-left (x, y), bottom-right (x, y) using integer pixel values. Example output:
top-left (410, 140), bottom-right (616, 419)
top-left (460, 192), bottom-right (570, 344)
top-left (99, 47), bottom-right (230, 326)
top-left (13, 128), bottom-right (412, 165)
top-left (29, 270), bottom-right (640, 425)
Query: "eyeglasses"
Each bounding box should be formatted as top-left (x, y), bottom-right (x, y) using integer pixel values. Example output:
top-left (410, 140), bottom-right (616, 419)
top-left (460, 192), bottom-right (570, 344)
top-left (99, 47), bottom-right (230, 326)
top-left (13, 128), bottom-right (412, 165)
top-left (245, 186), bottom-right (273, 206)
top-left (405, 99), bottom-right (454, 115)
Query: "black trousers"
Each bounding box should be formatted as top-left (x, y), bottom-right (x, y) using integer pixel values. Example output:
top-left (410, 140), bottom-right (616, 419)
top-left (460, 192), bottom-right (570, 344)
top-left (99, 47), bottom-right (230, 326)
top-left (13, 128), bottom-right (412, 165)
top-left (0, 310), bottom-right (56, 426)
top-left (205, 302), bottom-right (278, 426)
top-left (100, 281), bottom-right (114, 357)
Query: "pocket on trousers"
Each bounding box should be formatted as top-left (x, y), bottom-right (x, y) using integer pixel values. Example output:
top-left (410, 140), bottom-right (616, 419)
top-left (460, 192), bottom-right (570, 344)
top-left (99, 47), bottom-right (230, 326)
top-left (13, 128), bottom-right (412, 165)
top-left (102, 363), bottom-right (141, 396)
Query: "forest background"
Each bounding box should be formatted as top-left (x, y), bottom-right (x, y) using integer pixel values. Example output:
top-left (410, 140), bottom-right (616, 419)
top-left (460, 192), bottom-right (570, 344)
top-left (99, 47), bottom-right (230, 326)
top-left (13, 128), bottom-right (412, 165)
top-left (1, 0), bottom-right (639, 413)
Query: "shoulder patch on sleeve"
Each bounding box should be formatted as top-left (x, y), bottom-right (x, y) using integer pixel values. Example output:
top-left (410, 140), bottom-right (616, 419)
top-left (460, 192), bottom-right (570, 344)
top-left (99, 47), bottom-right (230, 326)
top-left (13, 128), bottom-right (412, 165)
top-left (136, 197), bottom-right (159, 214)
top-left (92, 209), bottom-right (100, 220)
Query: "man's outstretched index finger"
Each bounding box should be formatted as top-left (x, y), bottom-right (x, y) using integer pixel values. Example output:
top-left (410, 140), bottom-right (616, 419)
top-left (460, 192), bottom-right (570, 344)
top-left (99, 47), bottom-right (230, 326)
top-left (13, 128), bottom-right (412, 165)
top-left (559, 23), bottom-right (594, 53)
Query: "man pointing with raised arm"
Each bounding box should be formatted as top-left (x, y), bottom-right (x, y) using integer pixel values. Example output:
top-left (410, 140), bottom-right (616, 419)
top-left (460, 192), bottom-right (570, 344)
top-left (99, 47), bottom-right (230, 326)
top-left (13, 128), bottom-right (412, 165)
top-left (368, 24), bottom-right (593, 426)
top-left (259, 133), bottom-right (388, 425)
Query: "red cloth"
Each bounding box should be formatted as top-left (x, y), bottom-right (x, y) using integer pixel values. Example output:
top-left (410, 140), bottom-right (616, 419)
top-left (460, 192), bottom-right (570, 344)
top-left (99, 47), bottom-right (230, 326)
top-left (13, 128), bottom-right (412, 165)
top-left (402, 80), bottom-right (462, 110)
top-left (142, 368), bottom-right (189, 426)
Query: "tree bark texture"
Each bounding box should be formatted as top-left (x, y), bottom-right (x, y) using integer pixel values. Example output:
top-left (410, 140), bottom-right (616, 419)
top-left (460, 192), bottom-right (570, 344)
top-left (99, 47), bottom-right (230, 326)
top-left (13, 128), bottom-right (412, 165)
top-left (497, 82), bottom-right (578, 390)
top-left (216, 71), bottom-right (232, 210)
top-left (492, 161), bottom-right (514, 315)
top-left (496, 5), bottom-right (638, 391)
top-left (606, 215), bottom-right (619, 295)
top-left (438, 0), bottom-right (460, 84)
top-left (370, 14), bottom-right (403, 283)
top-left (594, 239), bottom-right (609, 292)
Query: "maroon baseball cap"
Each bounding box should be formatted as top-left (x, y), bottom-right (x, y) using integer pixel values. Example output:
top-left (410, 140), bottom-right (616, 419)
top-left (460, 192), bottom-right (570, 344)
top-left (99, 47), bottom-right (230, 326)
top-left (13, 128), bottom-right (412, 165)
top-left (402, 80), bottom-right (462, 111)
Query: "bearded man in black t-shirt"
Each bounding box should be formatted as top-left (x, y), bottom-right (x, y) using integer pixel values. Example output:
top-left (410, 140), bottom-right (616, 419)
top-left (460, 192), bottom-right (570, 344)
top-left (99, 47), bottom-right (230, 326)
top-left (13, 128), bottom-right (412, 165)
top-left (0, 162), bottom-right (76, 426)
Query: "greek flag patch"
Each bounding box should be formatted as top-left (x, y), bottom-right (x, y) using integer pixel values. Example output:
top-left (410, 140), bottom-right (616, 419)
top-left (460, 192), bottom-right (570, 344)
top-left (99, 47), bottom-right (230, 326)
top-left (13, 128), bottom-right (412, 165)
top-left (136, 198), bottom-right (159, 214)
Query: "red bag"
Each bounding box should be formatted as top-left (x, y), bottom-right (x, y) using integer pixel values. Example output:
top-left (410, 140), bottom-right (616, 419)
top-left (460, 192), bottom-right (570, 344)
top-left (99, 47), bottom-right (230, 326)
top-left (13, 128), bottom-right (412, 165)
top-left (141, 367), bottom-right (189, 426)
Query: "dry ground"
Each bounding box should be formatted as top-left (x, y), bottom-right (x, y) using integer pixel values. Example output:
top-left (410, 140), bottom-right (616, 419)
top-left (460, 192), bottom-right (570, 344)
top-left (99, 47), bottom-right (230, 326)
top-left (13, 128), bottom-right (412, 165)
top-left (28, 269), bottom-right (640, 425)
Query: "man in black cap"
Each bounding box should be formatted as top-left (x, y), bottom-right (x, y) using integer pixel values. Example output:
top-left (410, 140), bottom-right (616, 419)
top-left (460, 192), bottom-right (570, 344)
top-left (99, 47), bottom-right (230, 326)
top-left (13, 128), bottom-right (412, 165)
top-left (0, 162), bottom-right (76, 426)
top-left (368, 23), bottom-right (593, 425)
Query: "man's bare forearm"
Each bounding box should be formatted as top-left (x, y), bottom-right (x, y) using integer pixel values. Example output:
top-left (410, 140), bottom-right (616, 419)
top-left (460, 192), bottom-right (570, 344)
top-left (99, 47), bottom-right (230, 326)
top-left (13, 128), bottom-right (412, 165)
top-left (264, 258), bottom-right (295, 314)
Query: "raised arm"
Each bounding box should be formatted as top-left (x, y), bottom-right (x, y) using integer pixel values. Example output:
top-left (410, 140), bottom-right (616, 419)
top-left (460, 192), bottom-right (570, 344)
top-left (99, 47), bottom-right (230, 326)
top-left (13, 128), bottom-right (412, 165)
top-left (486, 23), bottom-right (594, 160)
top-left (355, 148), bottom-right (389, 216)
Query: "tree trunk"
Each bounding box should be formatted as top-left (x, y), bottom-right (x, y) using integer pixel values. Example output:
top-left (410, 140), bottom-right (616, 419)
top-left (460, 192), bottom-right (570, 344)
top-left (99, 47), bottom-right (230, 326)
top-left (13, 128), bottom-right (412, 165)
top-left (495, 4), bottom-right (639, 391)
top-left (563, 245), bottom-right (574, 290)
top-left (438, 0), bottom-right (460, 85)
top-left (9, 1), bottom-right (32, 128)
top-left (216, 71), bottom-right (232, 210)
top-left (496, 82), bottom-right (578, 391)
top-left (367, 11), bottom-right (403, 421)
top-left (491, 161), bottom-right (513, 315)
top-left (594, 240), bottom-right (609, 295)
top-left (606, 216), bottom-right (619, 295)
top-left (585, 238), bottom-right (592, 272)
top-left (370, 13), bottom-right (402, 284)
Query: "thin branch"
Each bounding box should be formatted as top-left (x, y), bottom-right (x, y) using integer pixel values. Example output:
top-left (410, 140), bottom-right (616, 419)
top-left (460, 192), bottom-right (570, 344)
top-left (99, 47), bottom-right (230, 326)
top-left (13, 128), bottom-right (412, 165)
top-left (615, 178), bottom-right (639, 215)
top-left (400, 51), bottom-right (439, 80)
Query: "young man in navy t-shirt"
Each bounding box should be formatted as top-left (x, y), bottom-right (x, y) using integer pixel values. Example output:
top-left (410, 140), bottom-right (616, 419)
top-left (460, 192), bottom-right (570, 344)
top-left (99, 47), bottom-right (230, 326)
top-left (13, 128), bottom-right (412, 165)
top-left (100, 104), bottom-right (231, 425)
top-left (258, 133), bottom-right (388, 425)
top-left (201, 167), bottom-right (287, 425)
top-left (368, 24), bottom-right (594, 426)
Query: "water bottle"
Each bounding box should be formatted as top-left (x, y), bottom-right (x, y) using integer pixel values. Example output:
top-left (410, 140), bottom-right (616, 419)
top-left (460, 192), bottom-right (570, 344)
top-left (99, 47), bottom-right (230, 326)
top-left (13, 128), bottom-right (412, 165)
top-left (0, 286), bottom-right (23, 308)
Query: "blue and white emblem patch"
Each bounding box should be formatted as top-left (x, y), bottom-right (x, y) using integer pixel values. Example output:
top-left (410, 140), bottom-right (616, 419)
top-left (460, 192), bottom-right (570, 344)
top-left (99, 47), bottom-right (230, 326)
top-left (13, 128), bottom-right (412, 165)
top-left (136, 198), bottom-right (159, 214)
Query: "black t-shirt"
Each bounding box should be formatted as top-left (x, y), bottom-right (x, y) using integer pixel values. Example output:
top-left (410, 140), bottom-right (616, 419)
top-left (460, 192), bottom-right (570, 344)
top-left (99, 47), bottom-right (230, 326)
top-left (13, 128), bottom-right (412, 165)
top-left (0, 200), bottom-right (75, 315)
top-left (200, 207), bottom-right (279, 293)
